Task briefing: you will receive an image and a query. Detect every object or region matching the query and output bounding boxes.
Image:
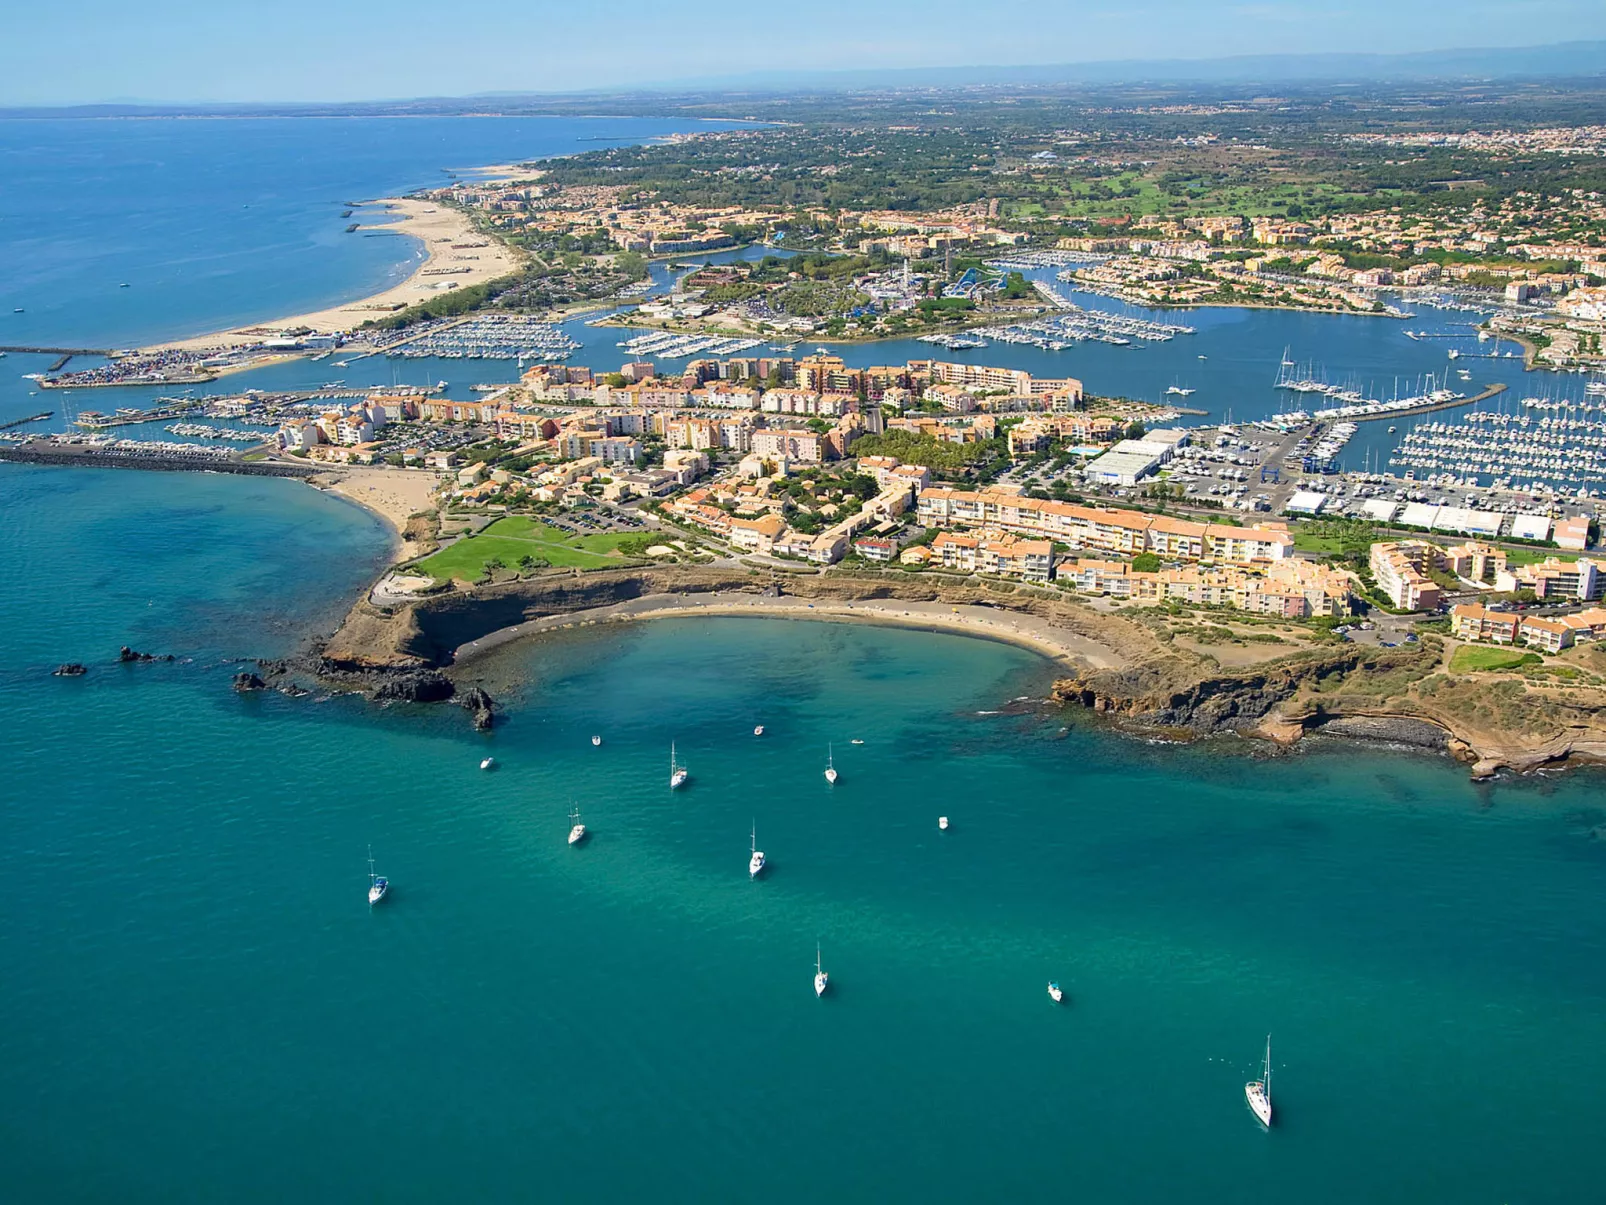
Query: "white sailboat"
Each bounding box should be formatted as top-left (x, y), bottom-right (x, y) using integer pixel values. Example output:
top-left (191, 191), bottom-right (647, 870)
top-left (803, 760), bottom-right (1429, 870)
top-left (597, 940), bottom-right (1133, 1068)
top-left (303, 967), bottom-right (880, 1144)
top-left (669, 742), bottom-right (688, 789)
top-left (813, 945), bottom-right (829, 997)
top-left (568, 804), bottom-right (587, 846)
top-left (1245, 1035), bottom-right (1273, 1126)
top-left (748, 821), bottom-right (766, 879)
top-left (367, 845), bottom-right (388, 906)
top-left (824, 744), bottom-right (838, 785)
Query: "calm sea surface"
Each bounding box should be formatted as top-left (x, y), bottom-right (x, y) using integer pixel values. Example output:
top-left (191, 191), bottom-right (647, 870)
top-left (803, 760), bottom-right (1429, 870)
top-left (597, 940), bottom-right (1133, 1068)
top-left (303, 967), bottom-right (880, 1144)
top-left (1, 117), bottom-right (1604, 1203)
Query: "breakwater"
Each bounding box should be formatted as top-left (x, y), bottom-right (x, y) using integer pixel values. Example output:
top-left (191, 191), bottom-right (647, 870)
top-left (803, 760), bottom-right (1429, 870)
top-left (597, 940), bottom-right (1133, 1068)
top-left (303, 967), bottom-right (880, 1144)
top-left (0, 444), bottom-right (319, 477)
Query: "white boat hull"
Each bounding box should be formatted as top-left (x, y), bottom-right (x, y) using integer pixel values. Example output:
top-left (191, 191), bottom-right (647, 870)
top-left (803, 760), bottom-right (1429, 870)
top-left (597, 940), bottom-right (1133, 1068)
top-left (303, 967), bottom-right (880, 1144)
top-left (569, 825), bottom-right (587, 845)
top-left (670, 770), bottom-right (688, 789)
top-left (749, 853), bottom-right (766, 878)
top-left (1245, 1082), bottom-right (1272, 1126)
top-left (814, 973), bottom-right (829, 997)
top-left (824, 769), bottom-right (837, 784)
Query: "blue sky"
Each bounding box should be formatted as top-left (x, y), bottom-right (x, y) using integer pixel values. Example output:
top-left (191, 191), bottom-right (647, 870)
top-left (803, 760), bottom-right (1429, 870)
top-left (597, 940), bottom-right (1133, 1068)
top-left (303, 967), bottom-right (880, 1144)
top-left (5, 0), bottom-right (1605, 106)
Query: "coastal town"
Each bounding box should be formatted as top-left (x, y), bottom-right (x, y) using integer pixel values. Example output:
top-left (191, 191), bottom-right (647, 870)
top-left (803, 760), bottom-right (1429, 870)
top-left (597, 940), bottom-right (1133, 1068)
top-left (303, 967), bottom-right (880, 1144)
top-left (9, 84), bottom-right (1606, 778)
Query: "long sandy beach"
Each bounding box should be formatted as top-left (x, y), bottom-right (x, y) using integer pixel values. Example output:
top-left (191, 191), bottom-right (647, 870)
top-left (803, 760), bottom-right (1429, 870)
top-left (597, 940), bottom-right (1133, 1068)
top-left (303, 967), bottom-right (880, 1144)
top-left (151, 198), bottom-right (519, 353)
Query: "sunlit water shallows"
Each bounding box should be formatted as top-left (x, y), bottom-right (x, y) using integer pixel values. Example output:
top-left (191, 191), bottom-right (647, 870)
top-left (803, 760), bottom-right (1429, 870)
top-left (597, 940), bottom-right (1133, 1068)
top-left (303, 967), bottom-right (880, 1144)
top-left (3, 464), bottom-right (1606, 1204)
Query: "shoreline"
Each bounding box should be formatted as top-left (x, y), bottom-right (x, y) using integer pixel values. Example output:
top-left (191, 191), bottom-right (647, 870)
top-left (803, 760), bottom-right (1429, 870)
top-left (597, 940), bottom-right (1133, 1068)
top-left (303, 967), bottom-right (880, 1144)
top-left (449, 591), bottom-right (1126, 671)
top-left (146, 198), bottom-right (520, 353)
top-left (306, 465), bottom-right (442, 560)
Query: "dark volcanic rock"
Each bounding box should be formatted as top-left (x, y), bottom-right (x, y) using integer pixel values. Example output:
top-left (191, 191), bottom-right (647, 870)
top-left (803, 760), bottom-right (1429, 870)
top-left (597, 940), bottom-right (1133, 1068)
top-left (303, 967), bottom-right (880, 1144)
top-left (53, 663), bottom-right (88, 677)
top-left (119, 646), bottom-right (174, 663)
top-left (372, 670), bottom-right (455, 705)
top-left (1316, 715), bottom-right (1450, 749)
top-left (458, 685), bottom-right (496, 730)
top-left (232, 671), bottom-right (267, 691)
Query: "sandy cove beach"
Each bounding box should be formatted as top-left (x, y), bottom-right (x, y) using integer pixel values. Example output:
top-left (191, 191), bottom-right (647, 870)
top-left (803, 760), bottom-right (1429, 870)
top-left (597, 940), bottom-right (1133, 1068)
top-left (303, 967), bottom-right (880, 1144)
top-left (310, 466), bottom-right (442, 558)
top-left (449, 590), bottom-right (1127, 671)
top-left (151, 198), bottom-right (520, 352)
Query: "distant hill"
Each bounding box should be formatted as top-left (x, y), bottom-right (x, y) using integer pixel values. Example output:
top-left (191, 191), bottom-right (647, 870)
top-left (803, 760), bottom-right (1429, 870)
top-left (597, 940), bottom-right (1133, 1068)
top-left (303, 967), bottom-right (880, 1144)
top-left (639, 41), bottom-right (1606, 92)
top-left (4, 40), bottom-right (1603, 118)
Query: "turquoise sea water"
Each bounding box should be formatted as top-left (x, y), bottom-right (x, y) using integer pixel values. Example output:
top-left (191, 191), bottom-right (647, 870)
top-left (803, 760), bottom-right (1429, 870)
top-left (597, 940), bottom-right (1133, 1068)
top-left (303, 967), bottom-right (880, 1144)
top-left (4, 461), bottom-right (1606, 1203)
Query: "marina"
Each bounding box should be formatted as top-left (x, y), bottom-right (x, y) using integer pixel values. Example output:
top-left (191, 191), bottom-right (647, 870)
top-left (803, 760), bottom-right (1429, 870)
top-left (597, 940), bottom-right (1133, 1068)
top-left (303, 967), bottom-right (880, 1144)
top-left (373, 315), bottom-right (581, 361)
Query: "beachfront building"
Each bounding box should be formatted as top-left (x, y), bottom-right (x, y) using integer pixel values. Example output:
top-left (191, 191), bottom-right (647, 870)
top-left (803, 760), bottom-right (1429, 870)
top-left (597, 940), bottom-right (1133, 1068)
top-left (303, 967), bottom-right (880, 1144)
top-left (1052, 557), bottom-right (1353, 618)
top-left (931, 530), bottom-right (1055, 582)
top-left (1369, 541), bottom-right (1444, 611)
top-left (916, 487), bottom-right (1292, 566)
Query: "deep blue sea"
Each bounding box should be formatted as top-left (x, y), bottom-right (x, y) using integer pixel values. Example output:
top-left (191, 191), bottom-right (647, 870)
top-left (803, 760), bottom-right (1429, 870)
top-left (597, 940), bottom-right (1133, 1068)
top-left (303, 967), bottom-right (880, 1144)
top-left (2, 116), bottom-right (1606, 1203)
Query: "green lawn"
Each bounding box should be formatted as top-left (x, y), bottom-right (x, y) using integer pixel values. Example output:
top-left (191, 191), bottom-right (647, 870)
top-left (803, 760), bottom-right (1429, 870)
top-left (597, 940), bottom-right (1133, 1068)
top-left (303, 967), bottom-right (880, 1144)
top-left (413, 516), bottom-right (637, 580)
top-left (1449, 645), bottom-right (1542, 673)
top-left (1502, 546), bottom-right (1578, 567)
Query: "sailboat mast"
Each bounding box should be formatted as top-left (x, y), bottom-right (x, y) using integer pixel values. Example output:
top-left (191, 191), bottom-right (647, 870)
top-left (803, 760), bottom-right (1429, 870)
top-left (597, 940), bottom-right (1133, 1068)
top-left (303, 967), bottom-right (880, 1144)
top-left (1265, 1035), bottom-right (1272, 1101)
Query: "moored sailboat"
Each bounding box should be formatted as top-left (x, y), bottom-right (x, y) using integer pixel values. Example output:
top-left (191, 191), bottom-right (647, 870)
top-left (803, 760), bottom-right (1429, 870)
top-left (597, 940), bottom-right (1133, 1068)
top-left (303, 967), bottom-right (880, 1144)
top-left (1245, 1035), bottom-right (1273, 1126)
top-left (749, 821), bottom-right (766, 879)
top-left (669, 741), bottom-right (688, 789)
top-left (367, 846), bottom-right (388, 906)
top-left (568, 804), bottom-right (587, 846)
top-left (824, 744), bottom-right (838, 785)
top-left (814, 945), bottom-right (829, 997)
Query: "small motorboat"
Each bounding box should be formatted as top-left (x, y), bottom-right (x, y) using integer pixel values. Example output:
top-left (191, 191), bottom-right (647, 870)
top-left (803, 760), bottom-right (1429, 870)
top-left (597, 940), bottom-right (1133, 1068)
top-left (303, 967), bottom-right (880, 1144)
top-left (480, 757), bottom-right (496, 771)
top-left (1047, 982), bottom-right (1064, 1004)
top-left (591, 735), bottom-right (602, 747)
top-left (849, 739), bottom-right (864, 745)
top-left (753, 725), bottom-right (765, 736)
top-left (938, 816), bottom-right (949, 831)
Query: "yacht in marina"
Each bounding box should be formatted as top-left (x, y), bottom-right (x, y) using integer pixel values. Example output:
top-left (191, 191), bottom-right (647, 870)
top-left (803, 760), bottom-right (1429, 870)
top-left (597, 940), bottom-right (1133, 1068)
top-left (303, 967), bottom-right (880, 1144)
top-left (814, 946), bottom-right (829, 997)
top-left (568, 804), bottom-right (587, 846)
top-left (824, 745), bottom-right (838, 785)
top-left (367, 846), bottom-right (389, 906)
top-left (1245, 1036), bottom-right (1273, 1127)
top-left (749, 822), bottom-right (766, 879)
top-left (670, 742), bottom-right (688, 789)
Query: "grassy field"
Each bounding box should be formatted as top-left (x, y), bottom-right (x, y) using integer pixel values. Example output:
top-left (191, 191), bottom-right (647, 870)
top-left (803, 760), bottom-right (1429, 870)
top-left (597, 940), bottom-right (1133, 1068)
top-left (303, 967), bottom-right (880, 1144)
top-left (1502, 546), bottom-right (1578, 567)
top-left (413, 516), bottom-right (641, 580)
top-left (1449, 645), bottom-right (1542, 674)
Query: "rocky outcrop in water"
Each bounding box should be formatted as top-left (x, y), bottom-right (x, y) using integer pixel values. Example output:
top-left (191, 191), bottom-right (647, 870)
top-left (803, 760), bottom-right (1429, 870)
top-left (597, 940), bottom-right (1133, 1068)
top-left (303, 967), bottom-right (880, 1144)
top-left (371, 670), bottom-right (455, 704)
top-left (119, 646), bottom-right (174, 663)
top-left (53, 663), bottom-right (87, 677)
top-left (232, 671), bottom-right (266, 691)
top-left (458, 685), bottom-right (495, 730)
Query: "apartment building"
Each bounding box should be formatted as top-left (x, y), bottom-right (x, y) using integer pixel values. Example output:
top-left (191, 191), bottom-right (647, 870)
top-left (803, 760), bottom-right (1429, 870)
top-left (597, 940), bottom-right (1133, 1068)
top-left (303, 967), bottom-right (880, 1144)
top-left (1494, 556), bottom-right (1602, 601)
top-left (750, 428), bottom-right (824, 463)
top-left (1369, 541), bottom-right (1444, 611)
top-left (916, 488), bottom-right (1293, 565)
top-left (931, 531), bottom-right (1055, 582)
